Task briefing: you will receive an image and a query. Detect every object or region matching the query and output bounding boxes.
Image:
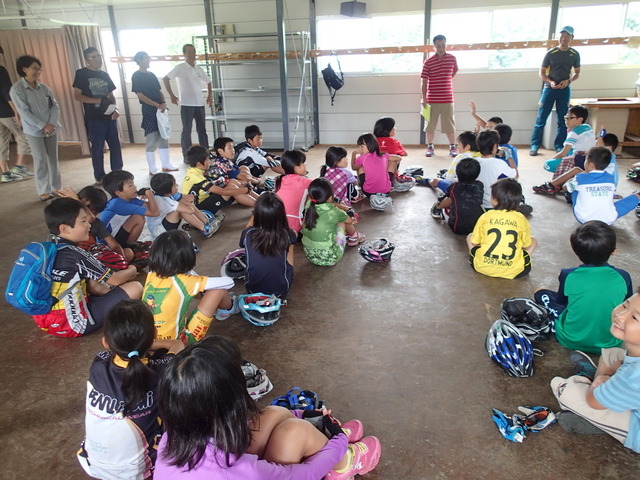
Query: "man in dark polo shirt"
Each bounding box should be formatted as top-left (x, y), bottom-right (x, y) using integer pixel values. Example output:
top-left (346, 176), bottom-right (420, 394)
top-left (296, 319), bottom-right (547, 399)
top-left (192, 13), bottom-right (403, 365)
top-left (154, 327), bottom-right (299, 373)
top-left (530, 26), bottom-right (581, 156)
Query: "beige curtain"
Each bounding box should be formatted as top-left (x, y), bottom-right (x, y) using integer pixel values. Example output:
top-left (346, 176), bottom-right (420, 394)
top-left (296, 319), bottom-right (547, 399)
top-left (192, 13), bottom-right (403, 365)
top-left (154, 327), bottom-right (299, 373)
top-left (0, 26), bottom-right (106, 155)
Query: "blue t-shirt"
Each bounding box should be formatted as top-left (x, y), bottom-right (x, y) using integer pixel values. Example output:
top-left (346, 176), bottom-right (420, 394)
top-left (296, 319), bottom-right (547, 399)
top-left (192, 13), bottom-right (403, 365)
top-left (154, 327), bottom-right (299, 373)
top-left (594, 354), bottom-right (640, 453)
top-left (240, 227), bottom-right (296, 298)
top-left (99, 197), bottom-right (147, 234)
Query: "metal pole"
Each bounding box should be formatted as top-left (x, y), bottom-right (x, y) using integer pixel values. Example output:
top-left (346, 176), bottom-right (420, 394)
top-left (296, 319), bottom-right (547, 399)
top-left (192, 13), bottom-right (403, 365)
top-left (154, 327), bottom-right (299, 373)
top-left (309, 0), bottom-right (319, 145)
top-left (276, 0), bottom-right (290, 149)
top-left (420, 0), bottom-right (431, 145)
top-left (108, 6), bottom-right (134, 143)
top-left (549, 0), bottom-right (560, 40)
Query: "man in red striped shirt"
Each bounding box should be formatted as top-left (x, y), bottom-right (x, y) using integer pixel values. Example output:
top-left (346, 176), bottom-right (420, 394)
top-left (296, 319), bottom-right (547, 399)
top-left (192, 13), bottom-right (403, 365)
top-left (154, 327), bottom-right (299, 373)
top-left (421, 34), bottom-right (458, 158)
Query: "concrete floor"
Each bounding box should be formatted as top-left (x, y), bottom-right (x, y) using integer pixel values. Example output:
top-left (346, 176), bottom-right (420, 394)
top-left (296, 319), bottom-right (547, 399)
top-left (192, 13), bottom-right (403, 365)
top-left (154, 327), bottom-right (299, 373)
top-left (1, 142), bottom-right (640, 480)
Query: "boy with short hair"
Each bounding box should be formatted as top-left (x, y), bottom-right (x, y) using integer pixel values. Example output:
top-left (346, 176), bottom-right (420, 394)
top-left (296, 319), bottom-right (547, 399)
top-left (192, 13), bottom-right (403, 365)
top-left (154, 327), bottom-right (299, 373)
top-left (148, 172), bottom-right (219, 238)
top-left (431, 157), bottom-right (484, 236)
top-left (181, 145), bottom-right (258, 214)
top-left (98, 170), bottom-right (160, 247)
top-left (211, 136), bottom-right (261, 187)
top-left (475, 129), bottom-right (518, 209)
top-left (535, 220), bottom-right (631, 353)
top-left (235, 124), bottom-right (284, 177)
top-left (566, 147), bottom-right (640, 225)
top-left (32, 197), bottom-right (142, 337)
top-left (550, 291), bottom-right (640, 451)
top-left (495, 123), bottom-right (519, 167)
top-left (533, 105), bottom-right (595, 194)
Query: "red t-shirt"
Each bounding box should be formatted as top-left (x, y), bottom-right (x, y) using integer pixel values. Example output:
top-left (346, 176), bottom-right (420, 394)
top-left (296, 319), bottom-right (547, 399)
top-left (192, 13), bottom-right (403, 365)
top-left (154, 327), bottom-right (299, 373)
top-left (377, 137), bottom-right (407, 156)
top-left (420, 53), bottom-right (458, 104)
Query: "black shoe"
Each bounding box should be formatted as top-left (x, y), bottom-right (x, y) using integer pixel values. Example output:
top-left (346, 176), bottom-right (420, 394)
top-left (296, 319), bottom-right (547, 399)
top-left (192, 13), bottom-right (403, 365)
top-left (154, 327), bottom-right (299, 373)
top-left (518, 203), bottom-right (533, 215)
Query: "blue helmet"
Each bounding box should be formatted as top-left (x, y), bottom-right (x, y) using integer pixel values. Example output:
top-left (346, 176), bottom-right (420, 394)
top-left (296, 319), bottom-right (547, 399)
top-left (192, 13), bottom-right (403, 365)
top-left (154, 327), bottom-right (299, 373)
top-left (238, 294), bottom-right (285, 327)
top-left (486, 319), bottom-right (534, 377)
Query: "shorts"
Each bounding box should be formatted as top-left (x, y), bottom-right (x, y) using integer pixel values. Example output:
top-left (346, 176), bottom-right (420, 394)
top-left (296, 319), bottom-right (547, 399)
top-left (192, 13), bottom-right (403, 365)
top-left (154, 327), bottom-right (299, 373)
top-left (149, 217), bottom-right (181, 239)
top-left (114, 227), bottom-right (130, 247)
top-left (533, 289), bottom-right (565, 320)
top-left (197, 194), bottom-right (235, 214)
top-left (425, 103), bottom-right (456, 135)
top-left (87, 287), bottom-right (129, 333)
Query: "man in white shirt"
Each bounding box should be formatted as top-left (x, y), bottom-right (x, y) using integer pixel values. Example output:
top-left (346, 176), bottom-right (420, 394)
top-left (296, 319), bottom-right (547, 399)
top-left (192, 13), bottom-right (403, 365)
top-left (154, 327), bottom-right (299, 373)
top-left (163, 44), bottom-right (212, 161)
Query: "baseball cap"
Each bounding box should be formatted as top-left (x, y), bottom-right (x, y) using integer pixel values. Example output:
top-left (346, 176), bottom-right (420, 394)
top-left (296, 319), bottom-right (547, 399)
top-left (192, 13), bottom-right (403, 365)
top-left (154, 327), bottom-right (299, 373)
top-left (560, 26), bottom-right (574, 36)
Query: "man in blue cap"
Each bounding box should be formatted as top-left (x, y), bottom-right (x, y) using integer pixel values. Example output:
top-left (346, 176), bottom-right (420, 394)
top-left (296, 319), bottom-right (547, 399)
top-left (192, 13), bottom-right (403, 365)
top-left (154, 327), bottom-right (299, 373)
top-left (530, 26), bottom-right (581, 156)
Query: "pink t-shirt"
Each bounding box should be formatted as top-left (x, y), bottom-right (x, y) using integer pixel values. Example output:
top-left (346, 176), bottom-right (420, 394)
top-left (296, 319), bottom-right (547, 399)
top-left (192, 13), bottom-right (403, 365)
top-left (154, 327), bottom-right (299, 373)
top-left (355, 152), bottom-right (391, 194)
top-left (276, 175), bottom-right (313, 232)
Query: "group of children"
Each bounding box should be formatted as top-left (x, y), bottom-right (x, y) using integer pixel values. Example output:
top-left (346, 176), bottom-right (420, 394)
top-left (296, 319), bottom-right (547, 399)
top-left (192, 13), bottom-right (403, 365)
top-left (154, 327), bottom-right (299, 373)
top-left (28, 121), bottom-right (420, 479)
top-left (456, 103), bottom-right (640, 454)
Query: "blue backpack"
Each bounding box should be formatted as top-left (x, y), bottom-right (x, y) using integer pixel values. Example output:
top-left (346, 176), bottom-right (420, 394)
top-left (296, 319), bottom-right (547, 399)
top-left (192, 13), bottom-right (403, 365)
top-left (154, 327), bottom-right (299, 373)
top-left (270, 387), bottom-right (325, 411)
top-left (5, 241), bottom-right (68, 315)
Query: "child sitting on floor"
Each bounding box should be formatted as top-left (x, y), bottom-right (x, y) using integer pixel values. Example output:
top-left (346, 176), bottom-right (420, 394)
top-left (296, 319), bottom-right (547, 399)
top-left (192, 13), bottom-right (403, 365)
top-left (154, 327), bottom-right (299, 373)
top-left (77, 299), bottom-right (184, 479)
top-left (321, 146), bottom-right (359, 208)
top-left (241, 192), bottom-right (296, 298)
top-left (154, 335), bottom-right (381, 479)
top-left (99, 170), bottom-right (160, 248)
top-left (211, 136), bottom-right (261, 188)
top-left (235, 124), bottom-right (285, 177)
top-left (566, 147), bottom-right (640, 225)
top-left (431, 158), bottom-right (484, 236)
top-left (148, 172), bottom-right (218, 239)
top-left (495, 123), bottom-right (518, 167)
top-left (182, 145), bottom-right (259, 214)
top-left (351, 133), bottom-right (399, 196)
top-left (475, 130), bottom-right (518, 210)
top-left (467, 178), bottom-right (536, 279)
top-left (33, 198), bottom-right (142, 337)
top-left (533, 105), bottom-right (596, 194)
top-left (427, 130), bottom-right (479, 190)
top-left (550, 291), bottom-right (640, 453)
top-left (142, 230), bottom-right (237, 344)
top-left (535, 220), bottom-right (631, 353)
top-left (302, 178), bottom-right (364, 266)
top-left (274, 149), bottom-right (313, 234)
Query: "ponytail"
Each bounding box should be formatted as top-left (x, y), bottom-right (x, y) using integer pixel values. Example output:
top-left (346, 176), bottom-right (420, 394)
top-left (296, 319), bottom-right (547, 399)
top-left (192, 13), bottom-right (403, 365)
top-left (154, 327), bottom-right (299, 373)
top-left (303, 178), bottom-right (333, 231)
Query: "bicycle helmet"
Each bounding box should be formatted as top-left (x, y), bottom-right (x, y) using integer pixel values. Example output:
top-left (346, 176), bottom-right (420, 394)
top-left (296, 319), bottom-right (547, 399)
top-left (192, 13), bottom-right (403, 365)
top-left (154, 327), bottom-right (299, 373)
top-left (369, 193), bottom-right (392, 211)
top-left (358, 239), bottom-right (395, 263)
top-left (204, 166), bottom-right (228, 188)
top-left (500, 297), bottom-right (551, 342)
top-left (349, 184), bottom-right (365, 203)
top-left (402, 166), bottom-right (424, 178)
top-left (242, 360), bottom-right (273, 400)
top-left (238, 294), bottom-right (285, 327)
top-left (220, 248), bottom-right (247, 279)
top-left (486, 319), bottom-right (534, 377)
top-left (393, 174), bottom-right (416, 192)
top-left (627, 166), bottom-right (640, 183)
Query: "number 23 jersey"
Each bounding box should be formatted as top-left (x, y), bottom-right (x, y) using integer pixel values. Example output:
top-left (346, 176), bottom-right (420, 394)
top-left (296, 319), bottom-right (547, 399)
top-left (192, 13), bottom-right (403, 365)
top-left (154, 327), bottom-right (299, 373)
top-left (470, 209), bottom-right (533, 279)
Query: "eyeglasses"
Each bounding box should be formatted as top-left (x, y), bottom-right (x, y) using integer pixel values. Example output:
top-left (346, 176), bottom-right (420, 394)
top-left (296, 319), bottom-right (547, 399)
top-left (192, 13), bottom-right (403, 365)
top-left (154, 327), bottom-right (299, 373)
top-left (564, 115), bottom-right (577, 119)
top-left (87, 54), bottom-right (102, 60)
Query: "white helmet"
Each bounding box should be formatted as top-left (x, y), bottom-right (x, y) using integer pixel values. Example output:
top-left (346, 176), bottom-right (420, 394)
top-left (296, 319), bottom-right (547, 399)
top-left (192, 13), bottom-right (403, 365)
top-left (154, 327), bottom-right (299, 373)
top-left (370, 193), bottom-right (392, 211)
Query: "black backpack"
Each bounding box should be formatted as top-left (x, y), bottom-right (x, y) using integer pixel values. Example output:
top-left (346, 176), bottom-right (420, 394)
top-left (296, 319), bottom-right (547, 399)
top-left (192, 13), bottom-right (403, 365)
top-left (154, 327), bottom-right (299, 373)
top-left (321, 54), bottom-right (344, 106)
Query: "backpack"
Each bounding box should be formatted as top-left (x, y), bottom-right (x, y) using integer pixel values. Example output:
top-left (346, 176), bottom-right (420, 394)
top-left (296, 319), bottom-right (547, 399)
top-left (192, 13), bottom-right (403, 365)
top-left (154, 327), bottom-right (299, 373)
top-left (5, 241), bottom-right (68, 315)
top-left (321, 54), bottom-right (344, 106)
top-left (270, 387), bottom-right (326, 411)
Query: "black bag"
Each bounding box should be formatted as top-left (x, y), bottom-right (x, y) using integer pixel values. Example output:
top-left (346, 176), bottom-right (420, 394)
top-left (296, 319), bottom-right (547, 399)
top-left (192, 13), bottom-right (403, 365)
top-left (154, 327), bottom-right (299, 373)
top-left (321, 54), bottom-right (344, 106)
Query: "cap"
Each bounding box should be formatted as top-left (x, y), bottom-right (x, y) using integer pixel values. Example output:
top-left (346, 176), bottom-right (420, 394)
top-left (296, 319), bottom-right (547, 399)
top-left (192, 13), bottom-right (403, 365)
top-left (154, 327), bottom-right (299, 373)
top-left (560, 26), bottom-right (574, 36)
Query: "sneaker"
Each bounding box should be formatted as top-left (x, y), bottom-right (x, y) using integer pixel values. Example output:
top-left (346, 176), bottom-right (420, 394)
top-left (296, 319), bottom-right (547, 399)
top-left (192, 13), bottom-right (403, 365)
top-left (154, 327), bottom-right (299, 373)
top-left (1, 172), bottom-right (14, 183)
top-left (518, 203), bottom-right (533, 215)
top-left (449, 144), bottom-right (458, 157)
top-left (430, 202), bottom-right (444, 220)
top-left (425, 144), bottom-right (435, 157)
top-left (346, 231), bottom-right (366, 247)
top-left (201, 223), bottom-right (216, 238)
top-left (436, 168), bottom-right (448, 179)
top-left (11, 165), bottom-right (34, 176)
top-left (215, 294), bottom-right (240, 321)
top-left (529, 147), bottom-right (539, 157)
top-left (341, 420), bottom-right (364, 443)
top-left (556, 411), bottom-right (604, 435)
top-left (570, 350), bottom-right (597, 380)
top-left (532, 182), bottom-right (561, 195)
top-left (325, 436), bottom-right (381, 480)
top-left (564, 191), bottom-right (573, 204)
top-left (7, 171), bottom-right (23, 180)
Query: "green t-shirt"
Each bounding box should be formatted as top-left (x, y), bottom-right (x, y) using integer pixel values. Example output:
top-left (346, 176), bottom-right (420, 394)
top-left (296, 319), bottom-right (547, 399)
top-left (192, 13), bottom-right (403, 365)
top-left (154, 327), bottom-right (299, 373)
top-left (301, 202), bottom-right (347, 248)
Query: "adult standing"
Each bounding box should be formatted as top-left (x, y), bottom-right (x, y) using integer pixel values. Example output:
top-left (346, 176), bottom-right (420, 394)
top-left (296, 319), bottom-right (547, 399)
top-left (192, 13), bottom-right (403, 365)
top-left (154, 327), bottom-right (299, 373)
top-left (0, 59), bottom-right (33, 183)
top-left (73, 47), bottom-right (123, 184)
top-left (163, 43), bottom-right (212, 162)
top-left (10, 55), bottom-right (62, 201)
top-left (421, 34), bottom-right (458, 158)
top-left (529, 26), bottom-right (581, 156)
top-left (131, 51), bottom-right (178, 175)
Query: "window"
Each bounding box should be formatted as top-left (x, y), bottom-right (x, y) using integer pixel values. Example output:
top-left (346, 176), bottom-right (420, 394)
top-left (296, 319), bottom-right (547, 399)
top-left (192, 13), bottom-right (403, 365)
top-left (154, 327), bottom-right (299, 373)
top-left (101, 25), bottom-right (207, 81)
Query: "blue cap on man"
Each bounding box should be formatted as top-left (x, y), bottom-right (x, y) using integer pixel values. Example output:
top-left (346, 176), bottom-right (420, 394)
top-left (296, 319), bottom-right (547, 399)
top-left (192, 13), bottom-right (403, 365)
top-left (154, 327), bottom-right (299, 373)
top-left (560, 26), bottom-right (574, 36)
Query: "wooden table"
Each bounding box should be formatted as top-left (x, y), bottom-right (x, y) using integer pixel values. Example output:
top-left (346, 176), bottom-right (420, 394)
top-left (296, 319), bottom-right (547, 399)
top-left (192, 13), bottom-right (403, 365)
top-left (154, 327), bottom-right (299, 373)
top-left (571, 97), bottom-right (640, 147)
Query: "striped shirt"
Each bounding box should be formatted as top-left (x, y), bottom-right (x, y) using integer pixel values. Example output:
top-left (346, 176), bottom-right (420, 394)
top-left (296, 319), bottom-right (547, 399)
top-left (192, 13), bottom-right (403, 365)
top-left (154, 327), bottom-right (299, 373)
top-left (421, 53), bottom-right (458, 104)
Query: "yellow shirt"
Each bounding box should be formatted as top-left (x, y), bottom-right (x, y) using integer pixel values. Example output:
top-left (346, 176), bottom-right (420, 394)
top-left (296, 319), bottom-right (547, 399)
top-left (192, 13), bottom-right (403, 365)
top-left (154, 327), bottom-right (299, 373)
top-left (142, 272), bottom-right (208, 340)
top-left (181, 166), bottom-right (209, 204)
top-left (470, 209), bottom-right (532, 279)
